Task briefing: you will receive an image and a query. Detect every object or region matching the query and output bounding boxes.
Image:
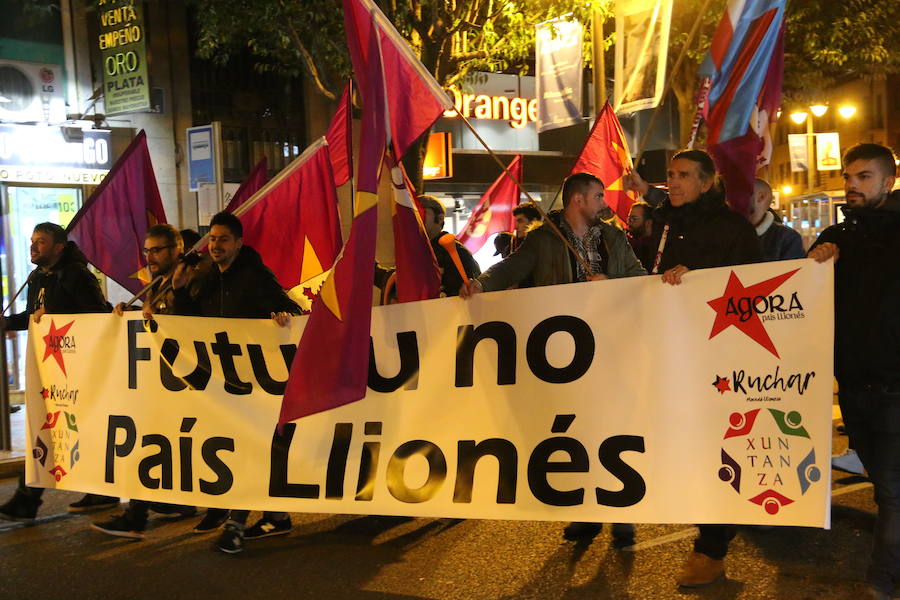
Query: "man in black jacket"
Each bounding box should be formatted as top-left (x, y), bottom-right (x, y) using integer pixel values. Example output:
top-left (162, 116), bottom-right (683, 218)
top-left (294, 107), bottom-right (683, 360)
top-left (172, 211), bottom-right (301, 554)
top-left (419, 195), bottom-right (481, 296)
top-left (808, 144), bottom-right (899, 600)
top-left (0, 223), bottom-right (117, 521)
top-left (627, 151), bottom-right (762, 588)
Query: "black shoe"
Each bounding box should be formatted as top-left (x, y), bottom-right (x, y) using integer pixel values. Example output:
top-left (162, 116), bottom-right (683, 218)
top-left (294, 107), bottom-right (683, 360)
top-left (193, 508), bottom-right (229, 533)
top-left (244, 516), bottom-right (292, 539)
top-left (68, 494), bottom-right (119, 513)
top-left (563, 522), bottom-right (603, 541)
top-left (9, 404), bottom-right (21, 414)
top-left (150, 503), bottom-right (197, 519)
top-left (215, 523), bottom-right (243, 554)
top-left (0, 492), bottom-right (41, 521)
top-left (91, 514), bottom-right (146, 539)
top-left (611, 523), bottom-right (635, 549)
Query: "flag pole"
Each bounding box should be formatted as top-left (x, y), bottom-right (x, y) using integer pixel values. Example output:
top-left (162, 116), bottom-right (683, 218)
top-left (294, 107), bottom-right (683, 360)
top-left (1, 271), bottom-right (35, 317)
top-left (453, 109), bottom-right (594, 276)
top-left (634, 0), bottom-right (714, 164)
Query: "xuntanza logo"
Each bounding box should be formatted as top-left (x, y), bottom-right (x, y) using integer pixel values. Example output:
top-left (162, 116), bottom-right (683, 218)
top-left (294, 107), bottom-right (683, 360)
top-left (707, 268), bottom-right (804, 358)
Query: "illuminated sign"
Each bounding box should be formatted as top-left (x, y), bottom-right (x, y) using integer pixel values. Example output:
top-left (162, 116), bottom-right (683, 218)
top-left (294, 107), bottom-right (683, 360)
top-left (443, 87), bottom-right (538, 129)
top-left (0, 125), bottom-right (111, 184)
top-left (423, 132), bottom-right (453, 180)
top-left (98, 0), bottom-right (150, 115)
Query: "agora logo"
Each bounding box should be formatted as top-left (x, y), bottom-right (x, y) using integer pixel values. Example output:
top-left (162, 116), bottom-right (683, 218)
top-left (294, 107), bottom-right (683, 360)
top-left (42, 319), bottom-right (76, 376)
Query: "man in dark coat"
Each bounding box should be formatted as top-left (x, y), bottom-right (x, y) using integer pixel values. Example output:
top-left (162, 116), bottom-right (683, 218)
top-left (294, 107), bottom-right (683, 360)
top-left (172, 211), bottom-right (301, 554)
top-left (808, 144), bottom-right (900, 600)
top-left (419, 195), bottom-right (481, 296)
top-left (749, 179), bottom-right (805, 262)
top-left (0, 222), bottom-right (116, 521)
top-left (627, 150), bottom-right (762, 588)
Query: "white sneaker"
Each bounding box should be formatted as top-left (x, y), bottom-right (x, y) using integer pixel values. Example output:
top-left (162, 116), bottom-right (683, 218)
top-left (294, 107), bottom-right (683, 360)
top-left (832, 449), bottom-right (866, 475)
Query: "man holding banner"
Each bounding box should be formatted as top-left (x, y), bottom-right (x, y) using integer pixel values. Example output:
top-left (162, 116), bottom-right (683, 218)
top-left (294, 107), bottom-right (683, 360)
top-left (0, 223), bottom-right (117, 521)
top-left (172, 211), bottom-right (302, 553)
top-left (420, 196), bottom-right (481, 297)
top-left (629, 150), bottom-right (761, 587)
top-left (808, 143), bottom-right (900, 600)
top-left (461, 173), bottom-right (645, 296)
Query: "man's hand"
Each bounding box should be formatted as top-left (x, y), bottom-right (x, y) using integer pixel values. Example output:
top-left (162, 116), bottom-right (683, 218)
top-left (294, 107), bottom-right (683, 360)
top-left (171, 262), bottom-right (191, 290)
top-left (661, 265), bottom-right (690, 285)
top-left (113, 302), bottom-right (128, 316)
top-left (459, 279), bottom-right (483, 299)
top-left (587, 273), bottom-right (608, 281)
top-left (32, 307), bottom-right (46, 324)
top-left (141, 305), bottom-right (154, 320)
top-left (271, 312), bottom-right (292, 327)
top-left (623, 169), bottom-right (650, 196)
top-left (808, 242), bottom-right (838, 263)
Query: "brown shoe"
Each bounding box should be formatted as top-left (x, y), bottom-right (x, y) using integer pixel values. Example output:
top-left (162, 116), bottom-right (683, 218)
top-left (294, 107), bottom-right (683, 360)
top-left (677, 552), bottom-right (725, 588)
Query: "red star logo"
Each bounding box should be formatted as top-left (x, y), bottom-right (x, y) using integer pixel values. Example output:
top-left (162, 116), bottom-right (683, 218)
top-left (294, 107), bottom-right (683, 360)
top-left (712, 376), bottom-right (731, 394)
top-left (40, 387), bottom-right (49, 399)
top-left (707, 269), bottom-right (800, 358)
top-left (42, 319), bottom-right (74, 375)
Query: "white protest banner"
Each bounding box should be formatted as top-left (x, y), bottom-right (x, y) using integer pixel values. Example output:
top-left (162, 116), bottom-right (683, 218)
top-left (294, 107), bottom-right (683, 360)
top-left (26, 259), bottom-right (833, 527)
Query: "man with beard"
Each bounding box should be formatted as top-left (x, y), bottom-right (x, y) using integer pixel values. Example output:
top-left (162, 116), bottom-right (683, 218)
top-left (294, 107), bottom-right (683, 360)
top-left (171, 211), bottom-right (301, 554)
top-left (460, 172), bottom-right (645, 294)
top-left (626, 201), bottom-right (654, 270)
top-left (808, 144), bottom-right (900, 600)
top-left (92, 225), bottom-right (200, 539)
top-left (626, 150), bottom-right (761, 588)
top-left (0, 223), bottom-right (116, 521)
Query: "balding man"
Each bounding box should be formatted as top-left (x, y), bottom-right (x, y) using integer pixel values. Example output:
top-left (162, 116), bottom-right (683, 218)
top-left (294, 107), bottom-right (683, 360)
top-left (748, 179), bottom-right (804, 262)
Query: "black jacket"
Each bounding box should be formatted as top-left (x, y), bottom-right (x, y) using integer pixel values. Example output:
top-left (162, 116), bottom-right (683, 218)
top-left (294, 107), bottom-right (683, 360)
top-left (430, 231), bottom-right (481, 296)
top-left (644, 186), bottom-right (762, 272)
top-left (809, 191), bottom-right (900, 387)
top-left (173, 245), bottom-right (301, 318)
top-left (8, 242), bottom-right (109, 331)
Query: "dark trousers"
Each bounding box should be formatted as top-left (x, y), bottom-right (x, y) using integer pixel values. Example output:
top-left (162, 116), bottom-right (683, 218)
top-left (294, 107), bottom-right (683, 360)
top-left (694, 524), bottom-right (737, 560)
top-left (839, 386), bottom-right (900, 593)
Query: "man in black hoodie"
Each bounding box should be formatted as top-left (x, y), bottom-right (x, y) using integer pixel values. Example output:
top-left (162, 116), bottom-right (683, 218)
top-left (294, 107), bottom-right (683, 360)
top-left (627, 151), bottom-right (762, 588)
top-left (0, 222), bottom-right (117, 521)
top-left (808, 144), bottom-right (900, 600)
top-left (171, 211), bottom-right (301, 554)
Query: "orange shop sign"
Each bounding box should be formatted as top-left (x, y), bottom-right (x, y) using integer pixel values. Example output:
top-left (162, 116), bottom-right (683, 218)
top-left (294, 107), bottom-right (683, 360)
top-left (443, 87), bottom-right (538, 129)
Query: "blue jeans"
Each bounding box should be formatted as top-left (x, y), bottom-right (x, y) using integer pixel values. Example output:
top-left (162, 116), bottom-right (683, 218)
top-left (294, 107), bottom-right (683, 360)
top-left (840, 386), bottom-right (900, 594)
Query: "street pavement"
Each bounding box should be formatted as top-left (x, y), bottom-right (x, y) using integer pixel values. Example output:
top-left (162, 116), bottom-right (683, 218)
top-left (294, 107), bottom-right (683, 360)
top-left (0, 428), bottom-right (884, 600)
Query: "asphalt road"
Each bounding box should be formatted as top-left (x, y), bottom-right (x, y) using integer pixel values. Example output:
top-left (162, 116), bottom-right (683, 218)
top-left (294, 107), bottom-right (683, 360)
top-left (0, 429), bottom-right (884, 600)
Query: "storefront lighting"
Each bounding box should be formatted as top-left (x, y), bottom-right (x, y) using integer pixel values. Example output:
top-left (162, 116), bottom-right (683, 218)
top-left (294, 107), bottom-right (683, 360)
top-left (789, 111), bottom-right (808, 125)
top-left (781, 185), bottom-right (793, 196)
top-left (838, 105), bottom-right (857, 119)
top-left (810, 105), bottom-right (828, 118)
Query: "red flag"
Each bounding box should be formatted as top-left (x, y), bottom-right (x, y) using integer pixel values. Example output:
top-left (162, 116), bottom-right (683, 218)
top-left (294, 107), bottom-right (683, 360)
top-left (224, 157), bottom-right (268, 213)
top-left (279, 2), bottom-right (387, 425)
top-left (343, 0), bottom-right (451, 158)
top-left (387, 153), bottom-right (441, 302)
top-left (457, 155), bottom-right (522, 254)
top-left (67, 130), bottom-right (166, 294)
top-left (235, 139), bottom-right (341, 306)
top-left (325, 82), bottom-right (353, 187)
top-left (570, 103), bottom-right (637, 222)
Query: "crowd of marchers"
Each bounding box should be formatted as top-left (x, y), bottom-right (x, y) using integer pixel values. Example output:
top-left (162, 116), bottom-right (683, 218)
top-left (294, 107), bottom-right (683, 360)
top-left (0, 143), bottom-right (898, 599)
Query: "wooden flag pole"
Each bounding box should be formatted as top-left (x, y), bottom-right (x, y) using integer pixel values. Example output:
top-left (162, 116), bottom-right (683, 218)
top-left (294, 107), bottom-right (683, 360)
top-left (634, 0), bottom-right (714, 165)
top-left (1, 271), bottom-right (35, 317)
top-left (453, 109), bottom-right (594, 276)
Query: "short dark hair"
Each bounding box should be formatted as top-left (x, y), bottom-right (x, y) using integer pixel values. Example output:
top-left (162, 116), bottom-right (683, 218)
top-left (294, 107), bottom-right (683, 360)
top-left (629, 201), bottom-right (652, 220)
top-left (672, 149), bottom-right (717, 181)
top-left (146, 224), bottom-right (183, 250)
top-left (562, 173), bottom-right (603, 208)
top-left (513, 201), bottom-right (541, 222)
top-left (843, 143), bottom-right (897, 178)
top-left (33, 222), bottom-right (67, 245)
top-left (418, 195), bottom-right (445, 224)
top-left (180, 228), bottom-right (202, 250)
top-left (209, 211), bottom-right (243, 238)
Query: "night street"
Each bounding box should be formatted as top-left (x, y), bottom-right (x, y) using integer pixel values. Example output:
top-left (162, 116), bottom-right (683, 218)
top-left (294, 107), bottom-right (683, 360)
top-left (0, 426), bottom-right (880, 600)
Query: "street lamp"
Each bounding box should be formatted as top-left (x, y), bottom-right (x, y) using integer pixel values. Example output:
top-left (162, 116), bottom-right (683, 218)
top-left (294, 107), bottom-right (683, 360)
top-left (838, 105), bottom-right (857, 119)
